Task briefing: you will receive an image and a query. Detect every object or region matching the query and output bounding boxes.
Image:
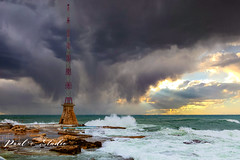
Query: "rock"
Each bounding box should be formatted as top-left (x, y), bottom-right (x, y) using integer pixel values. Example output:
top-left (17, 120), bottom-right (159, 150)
top-left (32, 135), bottom-right (102, 149)
top-left (0, 123), bottom-right (13, 129)
top-left (11, 125), bottom-right (26, 130)
top-left (30, 133), bottom-right (46, 137)
top-left (10, 125), bottom-right (39, 135)
top-left (183, 139), bottom-right (210, 144)
top-left (113, 136), bottom-right (145, 139)
top-left (32, 136), bottom-right (54, 144)
top-left (50, 145), bottom-right (81, 154)
top-left (80, 141), bottom-right (102, 149)
top-left (60, 135), bottom-right (84, 141)
top-left (11, 125), bottom-right (26, 135)
top-left (29, 142), bottom-right (35, 146)
top-left (0, 129), bottom-right (13, 134)
top-left (102, 126), bottom-right (126, 129)
top-left (27, 128), bottom-right (40, 133)
top-left (58, 130), bottom-right (88, 136)
top-left (32, 135), bottom-right (82, 144)
top-left (1, 146), bottom-right (18, 151)
top-left (59, 135), bottom-right (101, 149)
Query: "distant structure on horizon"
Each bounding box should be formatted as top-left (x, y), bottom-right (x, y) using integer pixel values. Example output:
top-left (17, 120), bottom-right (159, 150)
top-left (59, 3), bottom-right (78, 125)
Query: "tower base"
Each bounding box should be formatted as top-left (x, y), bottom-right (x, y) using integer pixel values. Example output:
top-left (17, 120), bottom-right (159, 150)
top-left (59, 103), bottom-right (78, 125)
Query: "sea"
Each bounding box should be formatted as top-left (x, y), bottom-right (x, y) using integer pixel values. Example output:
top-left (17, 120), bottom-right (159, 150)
top-left (0, 114), bottom-right (240, 160)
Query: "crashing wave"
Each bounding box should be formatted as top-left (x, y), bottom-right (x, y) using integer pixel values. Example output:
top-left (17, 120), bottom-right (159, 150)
top-left (0, 119), bottom-right (57, 125)
top-left (0, 119), bottom-right (21, 125)
top-left (85, 114), bottom-right (137, 127)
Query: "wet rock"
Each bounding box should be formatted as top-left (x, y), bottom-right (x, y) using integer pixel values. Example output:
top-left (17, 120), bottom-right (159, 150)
top-left (32, 134), bottom-right (83, 145)
top-left (192, 153), bottom-right (199, 157)
top-left (30, 133), bottom-right (46, 137)
top-left (10, 125), bottom-right (39, 135)
top-left (0, 129), bottom-right (13, 134)
top-left (60, 135), bottom-right (92, 141)
top-left (0, 123), bottom-right (13, 129)
top-left (27, 128), bottom-right (40, 133)
top-left (11, 125), bottom-right (26, 130)
top-left (102, 126), bottom-right (126, 129)
top-left (11, 125), bottom-right (26, 135)
top-left (32, 135), bottom-right (102, 149)
top-left (40, 144), bottom-right (45, 148)
top-left (58, 130), bottom-right (88, 136)
top-left (29, 142), bottom-right (35, 146)
top-left (32, 136), bottom-right (56, 144)
top-left (50, 145), bottom-right (81, 154)
top-left (113, 136), bottom-right (145, 139)
top-left (73, 134), bottom-right (92, 139)
top-left (183, 139), bottom-right (210, 144)
top-left (2, 145), bottom-right (18, 151)
top-left (80, 141), bottom-right (102, 149)
top-left (60, 135), bottom-right (102, 149)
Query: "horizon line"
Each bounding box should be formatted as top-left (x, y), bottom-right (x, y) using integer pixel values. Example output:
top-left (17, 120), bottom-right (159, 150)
top-left (1, 114), bottom-right (240, 116)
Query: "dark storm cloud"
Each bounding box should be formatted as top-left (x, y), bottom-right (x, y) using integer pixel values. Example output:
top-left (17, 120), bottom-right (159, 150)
top-left (0, 1), bottom-right (69, 101)
top-left (1, 0), bottom-right (240, 114)
top-left (113, 47), bottom-right (198, 102)
top-left (0, 39), bottom-right (24, 79)
top-left (70, 0), bottom-right (240, 62)
top-left (150, 82), bottom-right (240, 109)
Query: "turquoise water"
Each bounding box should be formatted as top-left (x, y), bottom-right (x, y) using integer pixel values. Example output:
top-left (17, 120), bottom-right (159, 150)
top-left (1, 115), bottom-right (240, 130)
top-left (1, 115), bottom-right (240, 159)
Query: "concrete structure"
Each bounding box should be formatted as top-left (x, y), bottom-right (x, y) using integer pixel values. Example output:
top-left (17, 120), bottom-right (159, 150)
top-left (59, 103), bottom-right (78, 124)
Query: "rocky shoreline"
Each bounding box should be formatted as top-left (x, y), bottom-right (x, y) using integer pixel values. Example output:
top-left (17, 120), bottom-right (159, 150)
top-left (0, 123), bottom-right (144, 159)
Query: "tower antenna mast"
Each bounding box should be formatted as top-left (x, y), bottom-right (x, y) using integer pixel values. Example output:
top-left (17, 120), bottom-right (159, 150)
top-left (59, 3), bottom-right (78, 125)
top-left (65, 3), bottom-right (72, 104)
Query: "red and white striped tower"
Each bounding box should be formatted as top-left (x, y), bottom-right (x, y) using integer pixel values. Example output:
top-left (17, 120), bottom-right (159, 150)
top-left (65, 3), bottom-right (72, 104)
top-left (59, 3), bottom-right (78, 125)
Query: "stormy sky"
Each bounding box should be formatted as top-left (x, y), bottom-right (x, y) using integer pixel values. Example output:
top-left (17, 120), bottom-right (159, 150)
top-left (1, 0), bottom-right (240, 115)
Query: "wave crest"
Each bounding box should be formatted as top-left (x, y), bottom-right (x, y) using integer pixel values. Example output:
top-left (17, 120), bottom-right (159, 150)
top-left (85, 114), bottom-right (137, 127)
top-left (223, 119), bottom-right (240, 124)
top-left (0, 119), bottom-right (20, 125)
top-left (0, 119), bottom-right (56, 125)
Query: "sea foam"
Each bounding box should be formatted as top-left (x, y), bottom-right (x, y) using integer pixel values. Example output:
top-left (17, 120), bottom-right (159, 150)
top-left (85, 114), bottom-right (137, 127)
top-left (0, 119), bottom-right (56, 125)
top-left (99, 126), bottom-right (240, 160)
top-left (0, 119), bottom-right (20, 125)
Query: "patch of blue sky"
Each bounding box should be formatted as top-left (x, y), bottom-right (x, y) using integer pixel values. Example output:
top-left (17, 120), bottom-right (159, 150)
top-left (222, 45), bottom-right (240, 54)
top-left (182, 70), bottom-right (228, 82)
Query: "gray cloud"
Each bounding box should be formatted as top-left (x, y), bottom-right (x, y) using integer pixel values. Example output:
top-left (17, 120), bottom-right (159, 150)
top-left (0, 78), bottom-right (59, 114)
top-left (70, 0), bottom-right (240, 63)
top-left (213, 53), bottom-right (240, 67)
top-left (150, 81), bottom-right (240, 109)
